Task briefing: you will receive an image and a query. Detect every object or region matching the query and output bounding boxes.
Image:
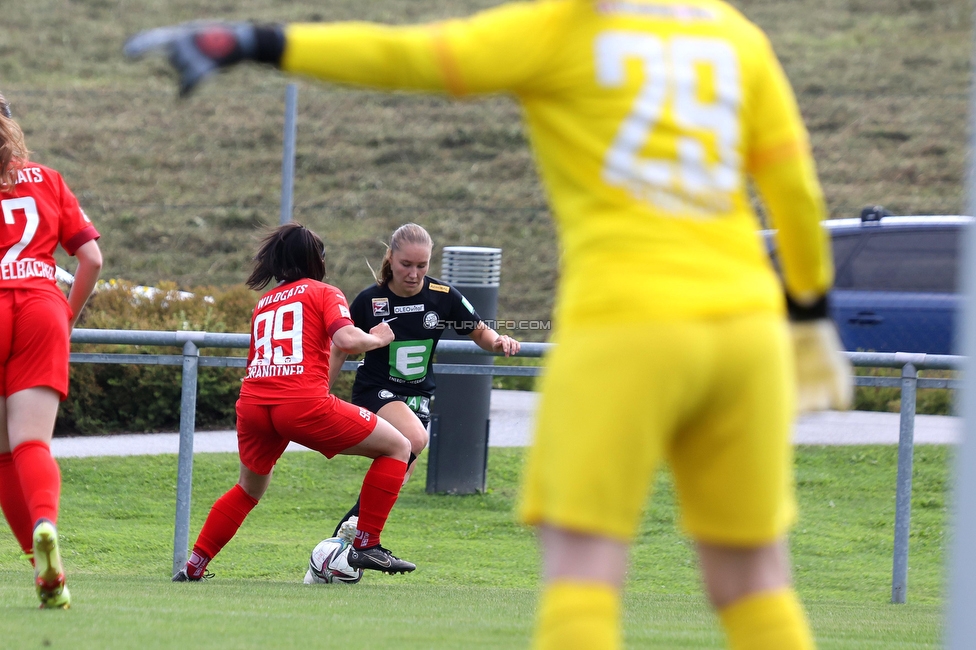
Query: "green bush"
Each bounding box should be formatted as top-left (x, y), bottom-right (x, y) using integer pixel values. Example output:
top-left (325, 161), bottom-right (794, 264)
top-left (853, 366), bottom-right (955, 416)
top-left (58, 282), bottom-right (255, 435)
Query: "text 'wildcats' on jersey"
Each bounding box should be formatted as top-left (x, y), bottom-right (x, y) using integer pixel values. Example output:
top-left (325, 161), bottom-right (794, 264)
top-left (0, 164), bottom-right (99, 292)
top-left (349, 277), bottom-right (482, 396)
top-left (239, 280), bottom-right (354, 402)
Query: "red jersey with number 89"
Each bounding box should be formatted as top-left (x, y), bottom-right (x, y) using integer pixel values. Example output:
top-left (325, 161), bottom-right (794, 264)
top-left (239, 279), bottom-right (354, 402)
top-left (1, 164), bottom-right (99, 293)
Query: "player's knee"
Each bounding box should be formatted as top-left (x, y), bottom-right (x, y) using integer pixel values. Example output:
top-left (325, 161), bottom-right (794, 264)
top-left (390, 431), bottom-right (412, 462)
top-left (404, 425), bottom-right (428, 455)
top-left (697, 540), bottom-right (791, 609)
top-left (375, 420), bottom-right (412, 462)
top-left (237, 473), bottom-right (271, 501)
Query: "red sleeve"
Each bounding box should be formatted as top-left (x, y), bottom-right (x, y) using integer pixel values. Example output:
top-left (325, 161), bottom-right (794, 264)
top-left (54, 170), bottom-right (99, 255)
top-left (322, 286), bottom-right (355, 338)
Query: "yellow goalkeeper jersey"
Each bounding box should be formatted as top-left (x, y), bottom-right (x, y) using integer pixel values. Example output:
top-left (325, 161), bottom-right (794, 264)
top-left (282, 0), bottom-right (832, 327)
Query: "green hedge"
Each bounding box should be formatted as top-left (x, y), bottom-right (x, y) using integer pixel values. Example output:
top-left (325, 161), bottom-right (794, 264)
top-left (57, 282), bottom-right (252, 435)
top-left (56, 279), bottom-right (534, 435)
top-left (853, 366), bottom-right (954, 416)
top-left (58, 281), bottom-right (361, 436)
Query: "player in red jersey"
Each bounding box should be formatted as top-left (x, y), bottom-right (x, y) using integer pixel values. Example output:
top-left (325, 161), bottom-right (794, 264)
top-left (173, 223), bottom-right (416, 582)
top-left (0, 91), bottom-right (103, 609)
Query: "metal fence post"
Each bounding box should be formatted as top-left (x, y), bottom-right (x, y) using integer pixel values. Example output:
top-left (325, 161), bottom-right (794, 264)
top-left (280, 83), bottom-right (298, 225)
top-left (891, 359), bottom-right (918, 604)
top-left (172, 338), bottom-right (201, 575)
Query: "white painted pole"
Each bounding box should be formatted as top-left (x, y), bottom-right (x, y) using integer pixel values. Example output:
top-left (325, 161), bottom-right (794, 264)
top-left (945, 8), bottom-right (976, 646)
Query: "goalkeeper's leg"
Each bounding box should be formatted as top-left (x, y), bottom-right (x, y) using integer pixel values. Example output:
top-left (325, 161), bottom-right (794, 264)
top-left (533, 525), bottom-right (628, 650)
top-left (668, 314), bottom-right (813, 647)
top-left (699, 541), bottom-right (815, 649)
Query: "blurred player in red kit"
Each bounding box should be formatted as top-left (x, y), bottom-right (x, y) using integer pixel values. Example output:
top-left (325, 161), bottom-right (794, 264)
top-left (0, 90), bottom-right (103, 609)
top-left (173, 223), bottom-right (416, 582)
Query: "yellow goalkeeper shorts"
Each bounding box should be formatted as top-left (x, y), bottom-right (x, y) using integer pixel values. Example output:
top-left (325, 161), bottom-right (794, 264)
top-left (519, 312), bottom-right (797, 545)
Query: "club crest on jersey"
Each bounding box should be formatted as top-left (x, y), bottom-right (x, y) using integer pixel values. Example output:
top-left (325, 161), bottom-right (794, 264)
top-left (423, 311), bottom-right (439, 330)
top-left (372, 298), bottom-right (390, 317)
top-left (378, 389), bottom-right (395, 400)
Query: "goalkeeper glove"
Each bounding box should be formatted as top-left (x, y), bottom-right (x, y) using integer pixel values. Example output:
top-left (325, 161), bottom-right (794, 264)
top-left (787, 295), bottom-right (853, 413)
top-left (123, 22), bottom-right (285, 97)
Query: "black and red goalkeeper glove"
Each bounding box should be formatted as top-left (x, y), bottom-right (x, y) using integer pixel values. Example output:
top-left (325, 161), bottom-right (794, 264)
top-left (124, 22), bottom-right (285, 97)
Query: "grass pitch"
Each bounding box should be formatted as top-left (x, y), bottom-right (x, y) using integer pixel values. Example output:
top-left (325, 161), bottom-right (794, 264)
top-left (0, 446), bottom-right (949, 648)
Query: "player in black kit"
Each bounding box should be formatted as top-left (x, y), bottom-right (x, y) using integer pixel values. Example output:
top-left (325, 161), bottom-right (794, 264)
top-left (329, 223), bottom-right (520, 535)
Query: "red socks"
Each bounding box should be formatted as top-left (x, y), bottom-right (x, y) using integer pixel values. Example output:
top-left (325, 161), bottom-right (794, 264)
top-left (185, 549), bottom-right (211, 579)
top-left (0, 452), bottom-right (34, 555)
top-left (191, 484), bottom-right (259, 571)
top-left (11, 440), bottom-right (60, 526)
top-left (186, 457), bottom-right (404, 573)
top-left (354, 456), bottom-right (407, 549)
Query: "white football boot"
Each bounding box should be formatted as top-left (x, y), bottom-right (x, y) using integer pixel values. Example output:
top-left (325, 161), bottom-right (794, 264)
top-left (337, 516), bottom-right (359, 545)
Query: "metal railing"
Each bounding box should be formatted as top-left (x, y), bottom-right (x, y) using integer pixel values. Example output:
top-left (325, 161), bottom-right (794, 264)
top-left (68, 329), bottom-right (958, 601)
top-left (847, 352), bottom-right (962, 604)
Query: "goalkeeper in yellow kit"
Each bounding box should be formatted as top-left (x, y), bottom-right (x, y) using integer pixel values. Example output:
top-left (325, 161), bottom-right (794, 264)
top-left (126, 2), bottom-right (852, 647)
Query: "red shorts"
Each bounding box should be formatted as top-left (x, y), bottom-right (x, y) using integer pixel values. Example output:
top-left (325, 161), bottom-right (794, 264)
top-left (0, 289), bottom-right (72, 400)
top-left (236, 394), bottom-right (378, 475)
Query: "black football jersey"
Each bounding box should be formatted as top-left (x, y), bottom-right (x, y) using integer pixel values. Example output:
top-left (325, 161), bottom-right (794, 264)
top-left (349, 276), bottom-right (483, 395)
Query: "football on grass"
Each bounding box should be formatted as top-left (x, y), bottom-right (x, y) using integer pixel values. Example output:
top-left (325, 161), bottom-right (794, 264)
top-left (304, 537), bottom-right (363, 584)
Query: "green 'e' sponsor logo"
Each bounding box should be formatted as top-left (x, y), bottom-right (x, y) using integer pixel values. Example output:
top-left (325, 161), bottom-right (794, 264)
top-left (389, 340), bottom-right (433, 380)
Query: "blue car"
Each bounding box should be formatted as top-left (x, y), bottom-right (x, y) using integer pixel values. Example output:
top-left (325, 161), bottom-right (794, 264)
top-left (765, 210), bottom-right (972, 354)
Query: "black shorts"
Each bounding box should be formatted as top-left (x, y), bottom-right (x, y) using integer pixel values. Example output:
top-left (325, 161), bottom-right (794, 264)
top-left (351, 383), bottom-right (431, 426)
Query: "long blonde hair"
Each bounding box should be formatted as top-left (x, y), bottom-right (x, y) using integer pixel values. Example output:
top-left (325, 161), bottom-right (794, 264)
top-left (377, 223), bottom-right (433, 285)
top-left (0, 92), bottom-right (29, 191)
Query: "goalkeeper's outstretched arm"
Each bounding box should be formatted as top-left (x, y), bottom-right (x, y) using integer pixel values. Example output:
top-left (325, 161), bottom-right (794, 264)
top-left (124, 4), bottom-right (560, 98)
top-left (123, 22), bottom-right (445, 97)
top-left (752, 152), bottom-right (852, 413)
